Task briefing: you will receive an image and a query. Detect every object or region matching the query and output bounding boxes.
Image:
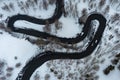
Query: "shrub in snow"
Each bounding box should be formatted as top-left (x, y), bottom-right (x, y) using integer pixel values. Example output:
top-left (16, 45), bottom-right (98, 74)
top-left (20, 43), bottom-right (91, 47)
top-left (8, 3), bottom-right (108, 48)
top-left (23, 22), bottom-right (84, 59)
top-left (33, 71), bottom-right (40, 80)
top-left (9, 3), bottom-right (14, 11)
top-left (103, 5), bottom-right (110, 15)
top-left (6, 67), bottom-right (13, 72)
top-left (54, 20), bottom-right (62, 31)
top-left (0, 22), bottom-right (5, 30)
top-left (43, 0), bottom-right (48, 10)
top-left (79, 8), bottom-right (88, 24)
top-left (0, 60), bottom-right (6, 73)
top-left (79, 15), bottom-right (87, 24)
top-left (6, 72), bottom-right (12, 77)
top-left (48, 0), bottom-right (56, 5)
top-left (111, 13), bottom-right (120, 23)
top-left (0, 60), bottom-right (8, 80)
top-left (0, 76), bottom-right (6, 80)
top-left (118, 65), bottom-right (120, 71)
top-left (34, 0), bottom-right (38, 5)
top-left (1, 4), bottom-right (10, 12)
top-left (98, 0), bottom-right (106, 9)
top-left (36, 39), bottom-right (47, 45)
top-left (116, 53), bottom-right (120, 58)
top-left (45, 74), bottom-right (50, 80)
top-left (43, 21), bottom-right (51, 33)
top-left (103, 65), bottom-right (115, 75)
top-left (15, 63), bottom-right (21, 68)
top-left (111, 59), bottom-right (119, 65)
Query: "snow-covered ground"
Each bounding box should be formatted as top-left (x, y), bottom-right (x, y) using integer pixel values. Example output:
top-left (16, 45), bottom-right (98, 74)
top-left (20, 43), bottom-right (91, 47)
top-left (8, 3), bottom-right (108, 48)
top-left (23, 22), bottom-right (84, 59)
top-left (0, 0), bottom-right (120, 80)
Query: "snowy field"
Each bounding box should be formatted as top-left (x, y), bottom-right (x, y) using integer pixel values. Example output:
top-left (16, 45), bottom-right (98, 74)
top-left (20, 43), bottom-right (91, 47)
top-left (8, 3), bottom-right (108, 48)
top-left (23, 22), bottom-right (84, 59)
top-left (0, 0), bottom-right (120, 80)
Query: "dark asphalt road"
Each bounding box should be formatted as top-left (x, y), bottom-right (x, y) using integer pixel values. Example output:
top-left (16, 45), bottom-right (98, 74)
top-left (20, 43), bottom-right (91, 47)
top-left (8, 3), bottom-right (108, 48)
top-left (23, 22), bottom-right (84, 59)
top-left (8, 0), bottom-right (92, 44)
top-left (7, 0), bottom-right (106, 80)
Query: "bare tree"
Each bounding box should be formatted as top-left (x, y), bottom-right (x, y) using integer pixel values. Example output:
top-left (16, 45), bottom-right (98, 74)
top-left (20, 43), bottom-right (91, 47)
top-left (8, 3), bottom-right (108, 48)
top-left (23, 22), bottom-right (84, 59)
top-left (103, 5), bottom-right (110, 15)
top-left (111, 13), bottom-right (120, 23)
top-left (43, 0), bottom-right (48, 10)
top-left (54, 20), bottom-right (62, 30)
top-left (33, 72), bottom-right (40, 80)
top-left (9, 3), bottom-right (14, 10)
top-left (43, 20), bottom-right (51, 33)
top-left (79, 8), bottom-right (87, 24)
top-left (2, 3), bottom-right (10, 11)
top-left (48, 0), bottom-right (56, 5)
top-left (98, 0), bottom-right (106, 9)
top-left (45, 74), bottom-right (50, 80)
top-left (34, 0), bottom-right (38, 5)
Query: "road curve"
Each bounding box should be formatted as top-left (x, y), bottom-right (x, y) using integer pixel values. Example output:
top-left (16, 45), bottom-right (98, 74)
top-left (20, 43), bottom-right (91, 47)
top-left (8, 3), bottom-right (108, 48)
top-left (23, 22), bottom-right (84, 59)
top-left (7, 0), bottom-right (107, 80)
top-left (15, 14), bottom-right (106, 80)
top-left (8, 0), bottom-right (92, 44)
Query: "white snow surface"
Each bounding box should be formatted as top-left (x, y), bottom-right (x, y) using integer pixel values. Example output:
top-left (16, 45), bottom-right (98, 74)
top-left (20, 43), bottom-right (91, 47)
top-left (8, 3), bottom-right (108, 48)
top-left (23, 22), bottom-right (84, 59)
top-left (0, 0), bottom-right (120, 80)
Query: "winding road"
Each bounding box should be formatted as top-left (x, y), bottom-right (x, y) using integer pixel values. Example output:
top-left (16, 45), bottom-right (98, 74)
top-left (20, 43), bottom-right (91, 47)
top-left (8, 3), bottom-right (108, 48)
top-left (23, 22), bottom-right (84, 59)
top-left (7, 0), bottom-right (107, 80)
